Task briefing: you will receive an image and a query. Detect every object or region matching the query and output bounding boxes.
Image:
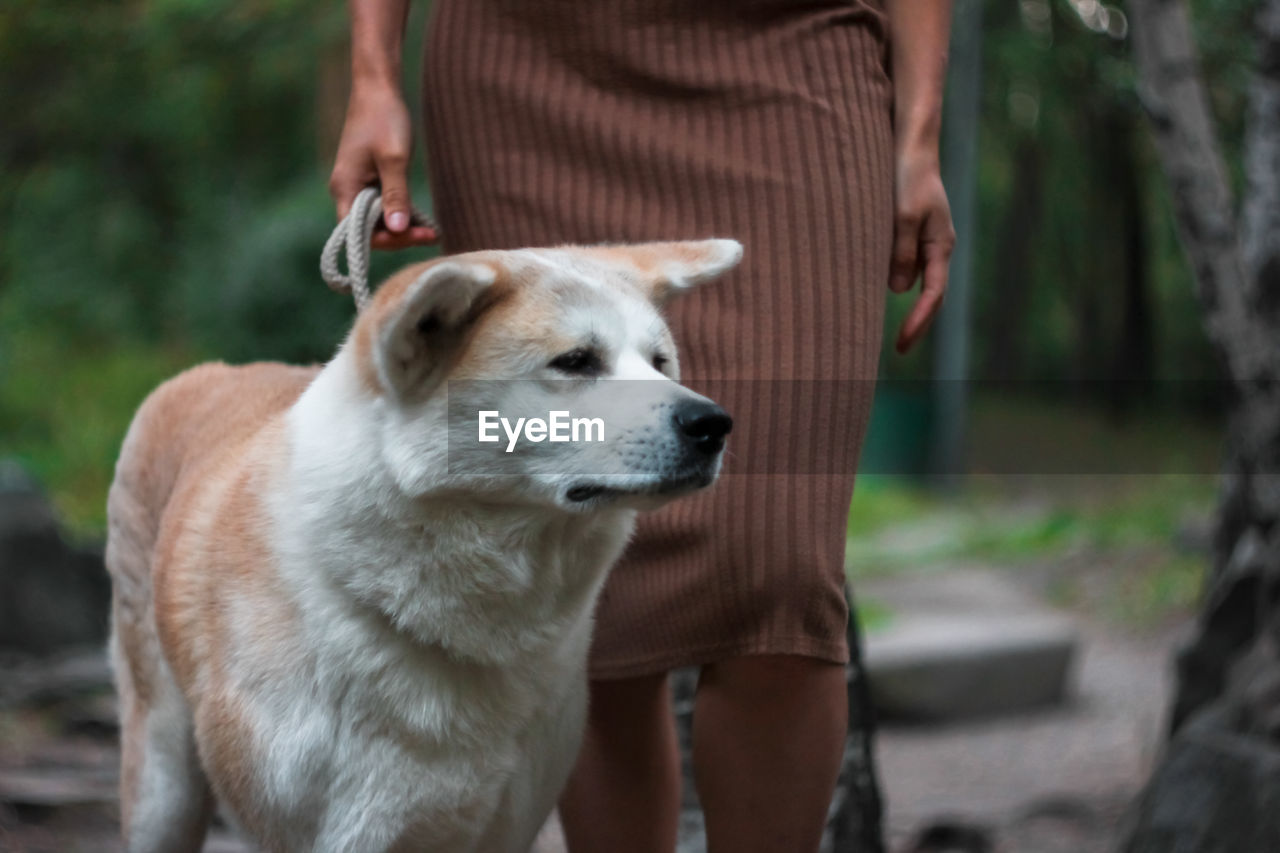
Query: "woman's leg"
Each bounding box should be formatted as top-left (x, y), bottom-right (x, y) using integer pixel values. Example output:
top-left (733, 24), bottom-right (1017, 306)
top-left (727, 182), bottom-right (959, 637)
top-left (693, 654), bottom-right (848, 853)
top-left (559, 672), bottom-right (682, 853)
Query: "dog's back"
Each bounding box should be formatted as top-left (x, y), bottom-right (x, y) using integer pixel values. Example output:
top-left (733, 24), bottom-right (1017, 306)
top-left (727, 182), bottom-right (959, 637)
top-left (108, 361), bottom-right (319, 632)
top-left (105, 361), bottom-right (318, 850)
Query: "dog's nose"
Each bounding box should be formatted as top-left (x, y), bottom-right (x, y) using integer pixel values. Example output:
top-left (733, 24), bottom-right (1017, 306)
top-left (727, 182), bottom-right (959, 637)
top-left (673, 399), bottom-right (733, 454)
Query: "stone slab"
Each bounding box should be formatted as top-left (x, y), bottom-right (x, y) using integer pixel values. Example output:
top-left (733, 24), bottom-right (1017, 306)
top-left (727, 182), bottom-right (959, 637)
top-left (861, 570), bottom-right (1079, 721)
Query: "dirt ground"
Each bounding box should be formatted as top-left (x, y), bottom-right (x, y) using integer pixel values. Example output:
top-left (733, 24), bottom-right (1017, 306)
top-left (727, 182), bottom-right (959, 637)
top-left (872, 551), bottom-right (1189, 853)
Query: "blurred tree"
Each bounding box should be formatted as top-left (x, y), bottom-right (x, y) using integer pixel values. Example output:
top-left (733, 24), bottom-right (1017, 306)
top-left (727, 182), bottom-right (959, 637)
top-left (0, 0), bottom-right (439, 528)
top-left (0, 0), bottom-right (439, 363)
top-left (969, 0), bottom-right (1233, 399)
top-left (0, 0), bottom-right (346, 345)
top-left (1124, 0), bottom-right (1280, 848)
top-left (930, 0), bottom-right (982, 480)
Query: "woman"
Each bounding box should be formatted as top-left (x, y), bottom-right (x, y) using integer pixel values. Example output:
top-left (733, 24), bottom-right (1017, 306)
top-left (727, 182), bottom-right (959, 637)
top-left (330, 2), bottom-right (954, 850)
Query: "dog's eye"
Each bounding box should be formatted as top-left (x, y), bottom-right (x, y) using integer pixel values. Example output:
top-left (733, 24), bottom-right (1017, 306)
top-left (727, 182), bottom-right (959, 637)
top-left (652, 353), bottom-right (670, 372)
top-left (549, 348), bottom-right (603, 376)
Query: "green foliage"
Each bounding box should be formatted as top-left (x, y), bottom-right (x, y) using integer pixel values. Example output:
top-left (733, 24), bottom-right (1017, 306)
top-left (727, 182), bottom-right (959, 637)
top-left (847, 471), bottom-right (1214, 626)
top-left (849, 472), bottom-right (1214, 569)
top-left (0, 323), bottom-right (193, 532)
top-left (850, 390), bottom-right (1220, 588)
top-left (854, 597), bottom-right (895, 635)
top-left (173, 179), bottom-right (440, 364)
top-left (175, 180), bottom-right (363, 364)
top-left (887, 0), bottom-right (1248, 398)
top-left (0, 0), bottom-right (436, 531)
top-left (0, 0), bottom-right (349, 343)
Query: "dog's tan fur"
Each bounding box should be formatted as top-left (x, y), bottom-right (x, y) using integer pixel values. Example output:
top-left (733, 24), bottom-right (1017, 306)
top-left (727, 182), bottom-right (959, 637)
top-left (109, 362), bottom-right (317, 843)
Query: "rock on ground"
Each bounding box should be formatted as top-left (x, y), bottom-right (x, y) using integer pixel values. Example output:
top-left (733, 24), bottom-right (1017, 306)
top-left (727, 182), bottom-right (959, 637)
top-left (863, 565), bottom-right (1185, 853)
top-left (0, 461), bottom-right (109, 655)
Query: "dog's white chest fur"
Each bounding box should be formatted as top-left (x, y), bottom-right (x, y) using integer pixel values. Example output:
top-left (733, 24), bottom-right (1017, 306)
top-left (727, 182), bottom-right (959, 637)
top-left (221, 369), bottom-right (634, 850)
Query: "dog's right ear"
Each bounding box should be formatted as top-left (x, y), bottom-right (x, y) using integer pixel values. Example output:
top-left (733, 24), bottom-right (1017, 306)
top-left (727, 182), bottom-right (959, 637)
top-left (602, 239), bottom-right (743, 306)
top-left (372, 261), bottom-right (498, 398)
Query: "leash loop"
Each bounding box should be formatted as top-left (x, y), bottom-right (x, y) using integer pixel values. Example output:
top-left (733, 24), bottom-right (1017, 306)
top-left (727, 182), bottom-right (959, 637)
top-left (320, 187), bottom-right (437, 312)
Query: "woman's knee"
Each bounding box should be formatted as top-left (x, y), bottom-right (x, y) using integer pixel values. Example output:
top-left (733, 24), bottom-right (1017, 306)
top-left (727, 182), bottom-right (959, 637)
top-left (698, 654), bottom-right (847, 703)
top-left (586, 671), bottom-right (671, 727)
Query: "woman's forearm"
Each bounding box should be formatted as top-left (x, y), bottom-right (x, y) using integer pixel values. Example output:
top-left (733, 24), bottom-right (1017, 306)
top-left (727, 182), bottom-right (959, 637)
top-left (330, 0), bottom-right (435, 246)
top-left (883, 0), bottom-right (955, 352)
top-left (349, 0), bottom-right (412, 90)
top-left (885, 0), bottom-right (953, 158)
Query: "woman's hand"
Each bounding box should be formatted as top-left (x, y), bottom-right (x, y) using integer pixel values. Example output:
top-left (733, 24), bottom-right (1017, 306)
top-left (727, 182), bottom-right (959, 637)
top-left (329, 82), bottom-right (438, 251)
top-left (889, 147), bottom-right (955, 353)
top-left (884, 0), bottom-right (954, 353)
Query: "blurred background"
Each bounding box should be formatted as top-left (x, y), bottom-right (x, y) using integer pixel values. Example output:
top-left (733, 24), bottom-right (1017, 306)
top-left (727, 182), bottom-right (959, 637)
top-left (0, 0), bottom-right (1265, 851)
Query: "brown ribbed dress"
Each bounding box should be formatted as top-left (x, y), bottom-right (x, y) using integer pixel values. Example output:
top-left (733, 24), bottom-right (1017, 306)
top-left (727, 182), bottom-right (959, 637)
top-left (422, 0), bottom-right (894, 679)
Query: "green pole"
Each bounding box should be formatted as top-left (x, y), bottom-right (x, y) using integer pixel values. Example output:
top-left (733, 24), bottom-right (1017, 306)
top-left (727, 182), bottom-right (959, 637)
top-left (931, 0), bottom-right (983, 482)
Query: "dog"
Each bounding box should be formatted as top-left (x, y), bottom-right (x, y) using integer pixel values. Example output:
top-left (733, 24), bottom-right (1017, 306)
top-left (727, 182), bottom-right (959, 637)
top-left (105, 239), bottom-right (740, 852)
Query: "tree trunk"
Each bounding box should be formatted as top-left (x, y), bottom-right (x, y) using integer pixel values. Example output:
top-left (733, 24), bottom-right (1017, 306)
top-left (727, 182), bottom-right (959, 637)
top-left (983, 140), bottom-right (1041, 382)
top-left (1125, 0), bottom-right (1280, 849)
top-left (1112, 117), bottom-right (1154, 402)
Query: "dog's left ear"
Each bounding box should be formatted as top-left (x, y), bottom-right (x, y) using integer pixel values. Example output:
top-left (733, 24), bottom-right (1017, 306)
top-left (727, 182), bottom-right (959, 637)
top-left (375, 260), bottom-right (498, 398)
top-left (624, 239), bottom-right (744, 305)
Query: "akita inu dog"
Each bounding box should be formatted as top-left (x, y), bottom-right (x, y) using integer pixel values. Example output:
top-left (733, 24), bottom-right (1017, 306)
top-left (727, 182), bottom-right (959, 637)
top-left (105, 240), bottom-right (740, 852)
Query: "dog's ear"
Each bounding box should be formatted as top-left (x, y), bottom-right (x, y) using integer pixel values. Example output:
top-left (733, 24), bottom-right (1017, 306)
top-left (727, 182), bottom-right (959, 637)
top-left (374, 261), bottom-right (498, 398)
top-left (627, 239), bottom-right (743, 305)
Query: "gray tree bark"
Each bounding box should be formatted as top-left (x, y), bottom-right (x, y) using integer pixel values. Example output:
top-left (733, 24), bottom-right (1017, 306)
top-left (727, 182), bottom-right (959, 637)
top-left (1125, 0), bottom-right (1280, 850)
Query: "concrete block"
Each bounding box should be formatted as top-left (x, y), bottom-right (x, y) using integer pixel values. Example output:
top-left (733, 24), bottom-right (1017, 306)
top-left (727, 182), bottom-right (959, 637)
top-left (861, 570), bottom-right (1079, 721)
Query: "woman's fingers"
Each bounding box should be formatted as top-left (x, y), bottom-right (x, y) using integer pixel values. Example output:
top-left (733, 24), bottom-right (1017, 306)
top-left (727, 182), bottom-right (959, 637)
top-left (370, 224), bottom-right (439, 249)
top-left (895, 226), bottom-right (953, 353)
top-left (329, 168), bottom-right (366, 222)
top-left (369, 143), bottom-right (439, 248)
top-left (889, 212), bottom-right (921, 294)
top-left (329, 161), bottom-right (439, 249)
top-left (373, 146), bottom-right (413, 236)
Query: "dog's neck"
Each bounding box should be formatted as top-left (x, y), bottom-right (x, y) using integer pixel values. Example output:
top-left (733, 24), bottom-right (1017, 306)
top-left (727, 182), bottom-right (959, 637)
top-left (273, 354), bottom-right (633, 666)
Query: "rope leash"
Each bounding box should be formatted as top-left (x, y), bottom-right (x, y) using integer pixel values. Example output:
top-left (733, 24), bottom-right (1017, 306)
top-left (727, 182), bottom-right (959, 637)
top-left (320, 187), bottom-right (437, 312)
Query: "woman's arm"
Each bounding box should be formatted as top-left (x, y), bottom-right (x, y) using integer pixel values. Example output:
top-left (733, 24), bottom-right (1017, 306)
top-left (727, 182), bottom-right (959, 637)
top-left (885, 0), bottom-right (956, 352)
top-left (329, 0), bottom-right (436, 249)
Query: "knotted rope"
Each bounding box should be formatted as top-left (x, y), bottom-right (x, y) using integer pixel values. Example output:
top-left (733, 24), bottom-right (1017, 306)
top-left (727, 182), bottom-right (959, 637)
top-left (320, 186), bottom-right (437, 312)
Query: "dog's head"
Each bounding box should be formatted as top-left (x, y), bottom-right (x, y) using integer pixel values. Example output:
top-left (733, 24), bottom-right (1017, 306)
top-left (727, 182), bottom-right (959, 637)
top-left (346, 240), bottom-right (741, 511)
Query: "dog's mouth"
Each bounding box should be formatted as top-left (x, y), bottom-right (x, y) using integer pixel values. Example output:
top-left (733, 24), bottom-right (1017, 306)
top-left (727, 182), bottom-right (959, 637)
top-left (566, 484), bottom-right (610, 503)
top-left (564, 470), bottom-right (715, 505)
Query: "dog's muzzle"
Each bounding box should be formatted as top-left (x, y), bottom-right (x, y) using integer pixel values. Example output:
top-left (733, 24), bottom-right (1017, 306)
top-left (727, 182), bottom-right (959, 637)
top-left (563, 396), bottom-right (732, 506)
